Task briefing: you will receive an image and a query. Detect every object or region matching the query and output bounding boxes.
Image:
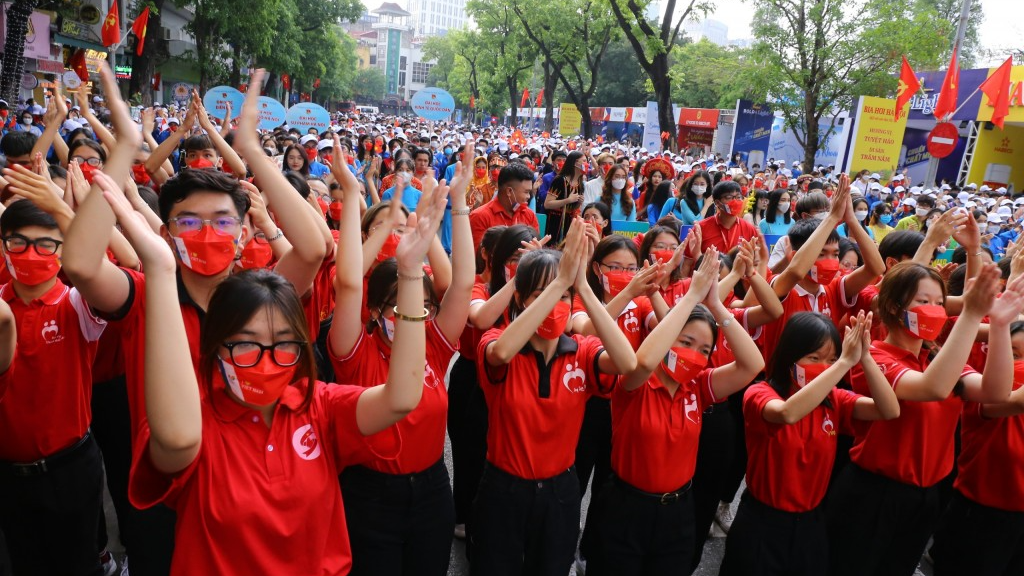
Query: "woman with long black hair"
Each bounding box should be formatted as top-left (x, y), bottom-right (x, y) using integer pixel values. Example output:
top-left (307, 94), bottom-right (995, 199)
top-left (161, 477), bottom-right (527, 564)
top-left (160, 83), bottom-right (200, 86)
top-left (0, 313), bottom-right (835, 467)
top-left (544, 151), bottom-right (586, 243)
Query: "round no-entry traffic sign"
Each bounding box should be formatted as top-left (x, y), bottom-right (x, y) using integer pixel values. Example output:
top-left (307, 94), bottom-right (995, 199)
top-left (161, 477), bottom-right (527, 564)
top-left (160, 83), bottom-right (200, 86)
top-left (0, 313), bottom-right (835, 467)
top-left (927, 122), bottom-right (959, 159)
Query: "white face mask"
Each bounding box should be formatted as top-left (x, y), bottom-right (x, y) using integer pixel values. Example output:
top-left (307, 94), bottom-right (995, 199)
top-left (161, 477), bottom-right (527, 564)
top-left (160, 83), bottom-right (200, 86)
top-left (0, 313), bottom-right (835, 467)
top-left (21, 117), bottom-right (32, 125)
top-left (916, 208), bottom-right (930, 218)
top-left (611, 178), bottom-right (627, 190)
top-left (987, 224), bottom-right (1001, 235)
top-left (855, 210), bottom-right (869, 221)
top-left (692, 185), bottom-right (707, 195)
top-left (777, 202), bottom-right (790, 213)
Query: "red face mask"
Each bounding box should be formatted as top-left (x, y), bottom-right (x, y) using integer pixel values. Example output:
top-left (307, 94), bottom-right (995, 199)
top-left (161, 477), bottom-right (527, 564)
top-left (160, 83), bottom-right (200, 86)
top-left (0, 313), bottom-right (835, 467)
top-left (504, 261), bottom-right (518, 282)
top-left (79, 163), bottom-right (99, 184)
top-left (537, 300), bottom-right (570, 339)
top-left (168, 124), bottom-right (178, 132)
top-left (5, 250), bottom-right (60, 285)
top-left (474, 167), bottom-right (487, 179)
top-left (305, 147), bottom-right (318, 161)
top-left (490, 168), bottom-right (500, 181)
top-left (808, 258), bottom-right (840, 285)
top-left (602, 270), bottom-right (634, 298)
top-left (740, 185), bottom-right (749, 194)
top-left (329, 201), bottom-right (343, 221)
top-left (374, 140), bottom-right (384, 154)
top-left (363, 141), bottom-right (374, 151)
top-left (0, 110), bottom-right (8, 118)
top-left (239, 237), bottom-right (273, 270)
top-left (218, 352), bottom-right (297, 407)
top-left (723, 198), bottom-right (745, 216)
top-left (1013, 360), bottom-right (1024, 386)
top-left (130, 163), bottom-right (150, 185)
top-left (661, 346), bottom-right (708, 384)
top-left (321, 153), bottom-right (333, 166)
top-left (376, 232), bottom-right (401, 262)
top-left (555, 160), bottom-right (565, 171)
top-left (903, 304), bottom-right (947, 341)
top-left (187, 157), bottom-right (215, 170)
top-left (602, 164), bottom-right (612, 176)
top-left (315, 196), bottom-right (329, 216)
top-left (651, 249), bottom-right (676, 265)
top-left (171, 226), bottom-right (238, 276)
top-left (792, 362), bottom-right (829, 388)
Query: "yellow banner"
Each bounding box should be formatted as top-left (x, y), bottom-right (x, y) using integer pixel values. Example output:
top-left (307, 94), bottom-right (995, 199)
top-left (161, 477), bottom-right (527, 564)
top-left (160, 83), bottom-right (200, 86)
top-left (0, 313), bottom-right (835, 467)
top-left (967, 123), bottom-right (1024, 189)
top-left (848, 96), bottom-right (907, 181)
top-left (558, 103), bottom-right (582, 137)
top-left (976, 64), bottom-right (1024, 125)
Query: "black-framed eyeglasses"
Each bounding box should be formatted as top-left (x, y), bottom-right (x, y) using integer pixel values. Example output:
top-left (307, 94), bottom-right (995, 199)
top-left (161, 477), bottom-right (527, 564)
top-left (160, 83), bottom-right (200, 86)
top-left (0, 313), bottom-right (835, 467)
top-left (598, 262), bottom-right (638, 273)
top-left (222, 340), bottom-right (305, 367)
top-left (168, 216), bottom-right (242, 234)
top-left (2, 233), bottom-right (62, 256)
top-left (70, 156), bottom-right (102, 167)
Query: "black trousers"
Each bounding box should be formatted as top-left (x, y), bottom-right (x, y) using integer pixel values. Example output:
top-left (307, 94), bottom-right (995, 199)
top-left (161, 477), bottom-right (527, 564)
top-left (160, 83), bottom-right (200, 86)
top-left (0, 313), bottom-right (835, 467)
top-left (826, 463), bottom-right (941, 576)
top-left (719, 490), bottom-right (828, 576)
top-left (0, 434), bottom-right (104, 576)
top-left (91, 375), bottom-right (176, 576)
top-left (470, 463), bottom-right (580, 576)
top-left (930, 490), bottom-right (1024, 576)
top-left (587, 475), bottom-right (696, 576)
top-left (576, 396), bottom-right (612, 560)
top-left (341, 459), bottom-right (455, 576)
top-left (690, 402), bottom-right (737, 571)
top-left (447, 356), bottom-right (488, 527)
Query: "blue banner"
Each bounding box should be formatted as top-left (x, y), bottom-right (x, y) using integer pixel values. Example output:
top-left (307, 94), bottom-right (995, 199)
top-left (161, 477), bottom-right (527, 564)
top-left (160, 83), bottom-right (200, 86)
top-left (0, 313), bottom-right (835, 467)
top-left (731, 99), bottom-right (774, 170)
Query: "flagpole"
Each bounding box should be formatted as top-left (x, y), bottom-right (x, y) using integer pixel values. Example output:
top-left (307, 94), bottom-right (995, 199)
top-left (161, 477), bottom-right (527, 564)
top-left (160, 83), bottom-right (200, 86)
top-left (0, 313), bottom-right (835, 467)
top-left (924, 0), bottom-right (973, 187)
top-left (949, 84), bottom-right (983, 119)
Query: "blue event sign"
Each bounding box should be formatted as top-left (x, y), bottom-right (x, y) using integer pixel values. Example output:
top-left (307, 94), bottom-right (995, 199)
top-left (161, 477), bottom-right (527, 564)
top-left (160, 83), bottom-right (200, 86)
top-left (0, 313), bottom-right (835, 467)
top-left (286, 103), bottom-right (331, 132)
top-left (256, 97), bottom-right (287, 130)
top-left (410, 88), bottom-right (456, 121)
top-left (202, 86), bottom-right (245, 120)
top-left (731, 99), bottom-right (775, 167)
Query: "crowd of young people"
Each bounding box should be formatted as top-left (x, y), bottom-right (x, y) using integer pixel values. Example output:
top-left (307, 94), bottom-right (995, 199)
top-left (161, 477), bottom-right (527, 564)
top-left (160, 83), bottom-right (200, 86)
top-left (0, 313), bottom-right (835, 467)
top-left (0, 64), bottom-right (1022, 576)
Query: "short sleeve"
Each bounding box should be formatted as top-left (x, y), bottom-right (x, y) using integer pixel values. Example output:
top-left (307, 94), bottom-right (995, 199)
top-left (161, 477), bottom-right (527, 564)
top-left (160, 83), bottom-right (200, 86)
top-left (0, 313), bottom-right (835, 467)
top-left (743, 382), bottom-right (778, 434)
top-left (328, 326), bottom-right (369, 380)
top-left (470, 283), bottom-right (489, 306)
top-left (696, 367), bottom-right (721, 407)
top-left (832, 388), bottom-right (861, 436)
top-left (570, 294), bottom-right (588, 321)
top-left (576, 335), bottom-right (611, 395)
top-left (477, 327), bottom-right (508, 385)
top-left (128, 421), bottom-right (201, 511)
top-left (321, 383), bottom-right (401, 467)
top-left (69, 287), bottom-right (108, 342)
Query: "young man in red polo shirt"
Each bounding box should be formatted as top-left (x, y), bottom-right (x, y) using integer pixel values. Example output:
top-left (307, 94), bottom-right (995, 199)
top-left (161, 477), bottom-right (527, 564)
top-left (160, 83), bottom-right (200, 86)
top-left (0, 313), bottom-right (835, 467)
top-left (697, 180), bottom-right (758, 253)
top-left (469, 162), bottom-right (539, 247)
top-left (0, 197), bottom-right (109, 575)
top-left (61, 67), bottom-right (327, 574)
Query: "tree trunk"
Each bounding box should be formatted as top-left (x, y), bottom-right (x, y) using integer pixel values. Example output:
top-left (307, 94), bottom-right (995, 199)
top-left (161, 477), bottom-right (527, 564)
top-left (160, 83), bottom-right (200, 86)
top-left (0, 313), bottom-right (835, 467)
top-left (229, 43), bottom-right (242, 88)
top-left (578, 95), bottom-right (593, 139)
top-left (653, 57), bottom-right (675, 152)
top-left (0, 0), bottom-right (37, 105)
top-left (543, 60), bottom-right (555, 133)
top-left (803, 93), bottom-right (819, 172)
top-left (507, 78), bottom-right (518, 128)
top-left (128, 0), bottom-right (164, 106)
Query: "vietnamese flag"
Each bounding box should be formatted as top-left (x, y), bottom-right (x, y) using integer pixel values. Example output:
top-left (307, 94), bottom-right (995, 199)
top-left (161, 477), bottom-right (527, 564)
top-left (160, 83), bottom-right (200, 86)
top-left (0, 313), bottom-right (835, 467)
top-left (469, 95), bottom-right (475, 109)
top-left (102, 0), bottom-right (121, 47)
top-left (894, 56), bottom-right (921, 121)
top-left (933, 46), bottom-right (959, 121)
top-left (520, 88), bottom-right (530, 108)
top-left (535, 89), bottom-right (544, 107)
top-left (131, 7), bottom-right (150, 56)
top-left (70, 49), bottom-right (89, 82)
top-left (979, 57), bottom-right (1013, 129)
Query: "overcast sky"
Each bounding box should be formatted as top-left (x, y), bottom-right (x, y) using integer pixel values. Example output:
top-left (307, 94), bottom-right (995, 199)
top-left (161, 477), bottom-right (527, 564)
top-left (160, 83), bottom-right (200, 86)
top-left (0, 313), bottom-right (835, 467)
top-left (700, 0), bottom-right (1015, 68)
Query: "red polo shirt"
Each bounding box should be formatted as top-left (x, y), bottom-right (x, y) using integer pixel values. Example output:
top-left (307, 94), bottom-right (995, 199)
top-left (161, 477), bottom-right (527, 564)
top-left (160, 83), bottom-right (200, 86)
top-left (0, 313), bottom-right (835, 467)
top-left (744, 383), bottom-right (860, 512)
top-left (610, 369), bottom-right (720, 493)
top-left (461, 279), bottom-right (491, 362)
top-left (329, 320), bottom-right (457, 474)
top-left (955, 380), bottom-right (1024, 511)
top-left (129, 381), bottom-right (399, 576)
top-left (697, 214), bottom-right (758, 253)
top-left (477, 329), bottom-right (608, 479)
top-left (570, 295), bottom-right (655, 351)
top-left (760, 276), bottom-right (856, 373)
top-left (469, 198), bottom-right (539, 247)
top-left (301, 238), bottom-right (338, 338)
top-left (848, 340), bottom-right (976, 487)
top-left (0, 281), bottom-right (106, 461)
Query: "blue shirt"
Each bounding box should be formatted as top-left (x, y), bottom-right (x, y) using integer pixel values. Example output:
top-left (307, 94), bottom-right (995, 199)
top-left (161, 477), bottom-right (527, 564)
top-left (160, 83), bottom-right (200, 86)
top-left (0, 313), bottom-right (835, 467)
top-left (381, 185), bottom-right (423, 213)
top-left (605, 193), bottom-right (631, 222)
top-left (308, 161), bottom-right (330, 178)
top-left (758, 217), bottom-right (793, 237)
top-left (660, 196), bottom-right (703, 225)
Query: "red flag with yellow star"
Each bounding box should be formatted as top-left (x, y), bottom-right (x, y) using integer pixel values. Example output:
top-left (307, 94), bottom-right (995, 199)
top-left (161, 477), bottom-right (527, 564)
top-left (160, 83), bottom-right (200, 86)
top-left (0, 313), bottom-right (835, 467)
top-left (894, 56), bottom-right (920, 121)
top-left (131, 7), bottom-right (150, 56)
top-left (102, 0), bottom-right (121, 47)
top-left (933, 46), bottom-right (959, 121)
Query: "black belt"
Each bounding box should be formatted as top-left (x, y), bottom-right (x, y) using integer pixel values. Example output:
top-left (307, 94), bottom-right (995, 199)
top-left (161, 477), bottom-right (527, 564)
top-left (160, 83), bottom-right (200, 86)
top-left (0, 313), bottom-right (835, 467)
top-left (0, 431), bottom-right (92, 477)
top-left (614, 474), bottom-right (693, 505)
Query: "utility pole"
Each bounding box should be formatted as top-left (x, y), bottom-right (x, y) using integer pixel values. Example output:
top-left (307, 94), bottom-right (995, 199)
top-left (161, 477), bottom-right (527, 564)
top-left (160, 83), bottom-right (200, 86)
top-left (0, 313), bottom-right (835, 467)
top-left (923, 0), bottom-right (972, 187)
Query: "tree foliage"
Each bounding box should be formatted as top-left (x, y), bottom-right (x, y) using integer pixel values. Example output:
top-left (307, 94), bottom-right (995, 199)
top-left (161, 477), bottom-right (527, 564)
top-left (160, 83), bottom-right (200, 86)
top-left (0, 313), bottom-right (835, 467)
top-left (467, 0), bottom-right (537, 126)
top-left (670, 39), bottom-right (754, 109)
top-left (352, 67), bottom-right (387, 101)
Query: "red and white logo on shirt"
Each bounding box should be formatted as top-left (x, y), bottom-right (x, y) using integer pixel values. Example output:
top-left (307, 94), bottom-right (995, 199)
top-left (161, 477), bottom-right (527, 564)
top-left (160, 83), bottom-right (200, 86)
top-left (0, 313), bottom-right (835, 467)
top-left (622, 311), bottom-right (639, 334)
top-left (41, 320), bottom-right (63, 344)
top-left (562, 361), bottom-right (587, 393)
top-left (822, 412), bottom-right (836, 436)
top-left (424, 361), bottom-right (439, 389)
top-left (684, 392), bottom-right (700, 424)
top-left (291, 424), bottom-right (322, 460)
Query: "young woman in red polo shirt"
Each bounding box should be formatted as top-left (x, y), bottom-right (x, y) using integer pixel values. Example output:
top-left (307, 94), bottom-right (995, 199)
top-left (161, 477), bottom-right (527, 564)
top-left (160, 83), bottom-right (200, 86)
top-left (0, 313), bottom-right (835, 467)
top-left (109, 165), bottom-right (449, 576)
top-left (328, 144), bottom-right (475, 576)
top-left (473, 218), bottom-right (637, 576)
top-left (826, 261), bottom-right (1024, 576)
top-left (930, 319), bottom-right (1024, 575)
top-left (719, 311), bottom-right (899, 576)
top-left (587, 249), bottom-right (764, 576)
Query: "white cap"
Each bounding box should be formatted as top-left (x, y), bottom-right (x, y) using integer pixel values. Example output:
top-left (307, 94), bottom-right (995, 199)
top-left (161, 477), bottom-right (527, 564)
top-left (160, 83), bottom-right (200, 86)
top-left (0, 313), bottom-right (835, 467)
top-left (870, 182), bottom-right (882, 191)
top-left (997, 186), bottom-right (1008, 193)
top-left (957, 192), bottom-right (970, 202)
top-left (988, 213), bottom-right (1003, 224)
top-left (965, 201), bottom-right (977, 208)
top-left (965, 182), bottom-right (977, 189)
top-left (910, 186), bottom-right (923, 195)
top-left (894, 185), bottom-right (906, 193)
top-left (890, 174), bottom-right (905, 181)
top-left (316, 139), bottom-right (333, 151)
top-left (1015, 198), bottom-right (1024, 205)
top-left (62, 119), bottom-right (83, 131)
top-left (92, 96), bottom-right (103, 103)
top-left (167, 117), bottom-right (180, 125)
top-left (792, 160), bottom-right (799, 166)
top-left (980, 184), bottom-right (991, 192)
top-left (870, 173), bottom-right (881, 180)
top-left (903, 197), bottom-right (917, 207)
top-left (300, 134), bottom-right (318, 145)
top-left (1000, 199), bottom-right (1014, 206)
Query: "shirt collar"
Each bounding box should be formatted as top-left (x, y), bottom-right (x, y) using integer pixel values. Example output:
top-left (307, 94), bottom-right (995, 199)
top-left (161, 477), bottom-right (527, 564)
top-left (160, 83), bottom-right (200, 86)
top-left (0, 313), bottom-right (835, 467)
top-left (1, 278), bottom-right (67, 306)
top-left (793, 281), bottom-right (825, 299)
top-left (872, 339), bottom-right (928, 366)
top-left (518, 333), bottom-right (578, 357)
top-left (208, 375), bottom-right (307, 422)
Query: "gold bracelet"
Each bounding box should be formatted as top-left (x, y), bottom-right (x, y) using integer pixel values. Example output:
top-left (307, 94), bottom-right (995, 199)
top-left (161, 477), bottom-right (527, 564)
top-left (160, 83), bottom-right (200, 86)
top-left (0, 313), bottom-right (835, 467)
top-left (451, 208), bottom-right (471, 216)
top-left (397, 271), bottom-right (425, 281)
top-left (393, 306), bottom-right (429, 322)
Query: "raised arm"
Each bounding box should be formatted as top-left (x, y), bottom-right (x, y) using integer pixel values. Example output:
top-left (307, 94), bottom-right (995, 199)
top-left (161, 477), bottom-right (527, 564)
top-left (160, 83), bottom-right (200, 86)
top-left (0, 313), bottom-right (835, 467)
top-left (435, 142), bottom-right (475, 343)
top-left (851, 316), bottom-right (901, 421)
top-left (704, 265), bottom-right (764, 399)
top-left (355, 178), bottom-right (449, 435)
top-left (574, 236), bottom-right (637, 375)
top-left (328, 134), bottom-right (368, 359)
top-left (960, 276), bottom-right (1024, 403)
top-left (31, 90), bottom-right (67, 160)
top-left (74, 87), bottom-right (116, 151)
top-left (193, 91), bottom-right (246, 178)
top-left (233, 70), bottom-right (326, 295)
top-left (144, 105), bottom-right (194, 176)
top-left (61, 64), bottom-right (140, 313)
top-left (841, 193), bottom-right (885, 295)
top-left (99, 172), bottom-right (201, 474)
top-left (773, 177), bottom-right (849, 298)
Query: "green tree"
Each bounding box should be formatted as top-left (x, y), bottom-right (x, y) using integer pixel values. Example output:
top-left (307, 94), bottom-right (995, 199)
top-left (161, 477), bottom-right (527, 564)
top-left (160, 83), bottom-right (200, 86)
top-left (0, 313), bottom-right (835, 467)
top-left (128, 1), bottom-right (170, 106)
top-left (745, 0), bottom-right (960, 171)
top-left (592, 35), bottom-right (651, 107)
top-left (607, 0), bottom-right (713, 149)
top-left (923, 0), bottom-right (984, 67)
top-left (510, 0), bottom-right (617, 137)
top-left (670, 39), bottom-right (754, 109)
top-left (0, 0), bottom-right (37, 104)
top-left (352, 67), bottom-right (387, 102)
top-left (468, 0), bottom-right (537, 127)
